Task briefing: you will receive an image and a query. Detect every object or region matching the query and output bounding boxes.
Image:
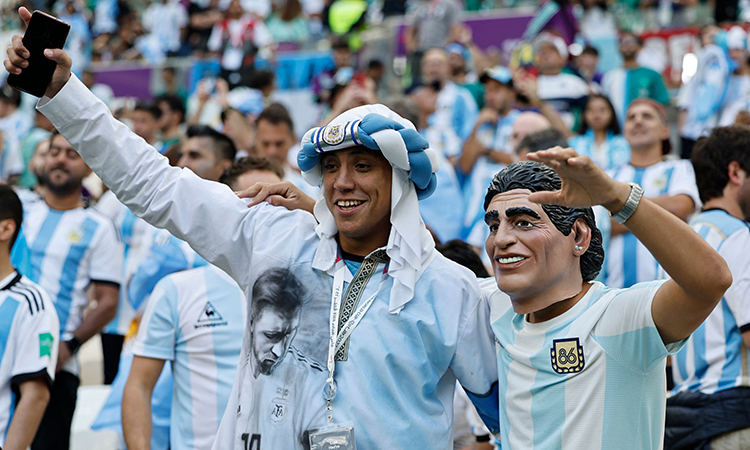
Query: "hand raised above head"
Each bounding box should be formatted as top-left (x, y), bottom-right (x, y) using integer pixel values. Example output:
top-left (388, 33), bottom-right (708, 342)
top-left (3, 7), bottom-right (72, 98)
top-left (526, 146), bottom-right (631, 213)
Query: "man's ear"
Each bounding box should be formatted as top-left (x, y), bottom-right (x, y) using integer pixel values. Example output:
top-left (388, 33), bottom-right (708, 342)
top-left (727, 161), bottom-right (745, 186)
top-left (0, 219), bottom-right (16, 245)
top-left (571, 218), bottom-right (592, 255)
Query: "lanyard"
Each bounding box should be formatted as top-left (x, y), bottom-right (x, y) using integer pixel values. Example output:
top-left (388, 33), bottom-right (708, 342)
top-left (324, 260), bottom-right (386, 424)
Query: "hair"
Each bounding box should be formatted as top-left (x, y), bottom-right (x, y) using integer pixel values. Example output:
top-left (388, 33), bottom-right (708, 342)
top-left (256, 103), bottom-right (295, 135)
top-left (156, 94), bottom-right (186, 123)
top-left (577, 94), bottom-right (621, 135)
top-left (691, 126), bottom-right (750, 203)
top-left (248, 69), bottom-right (275, 91)
top-left (219, 156), bottom-right (284, 188)
top-left (619, 31), bottom-right (643, 46)
top-left (515, 128), bottom-right (569, 155)
top-left (133, 101), bottom-right (163, 121)
top-left (436, 240), bottom-right (490, 278)
top-left (368, 59), bottom-right (384, 70)
top-left (484, 161), bottom-right (604, 282)
top-left (0, 84), bottom-right (22, 108)
top-left (0, 184), bottom-right (23, 249)
top-left (185, 125), bottom-right (237, 161)
top-left (279, 0), bottom-right (303, 21)
top-left (250, 268), bottom-right (306, 323)
top-left (581, 46), bottom-right (599, 57)
top-left (382, 96), bottom-right (420, 128)
top-left (331, 36), bottom-right (350, 51)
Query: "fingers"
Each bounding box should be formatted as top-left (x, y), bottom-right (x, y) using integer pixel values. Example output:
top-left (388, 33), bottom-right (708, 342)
top-left (43, 48), bottom-right (71, 68)
top-left (19, 7), bottom-right (32, 27)
top-left (5, 35), bottom-right (29, 74)
top-left (527, 190), bottom-right (560, 205)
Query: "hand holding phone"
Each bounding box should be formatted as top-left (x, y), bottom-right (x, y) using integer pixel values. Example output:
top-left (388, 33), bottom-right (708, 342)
top-left (4, 8), bottom-right (72, 98)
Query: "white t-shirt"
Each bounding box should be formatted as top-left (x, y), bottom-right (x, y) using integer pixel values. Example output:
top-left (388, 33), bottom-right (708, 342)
top-left (134, 265), bottom-right (245, 450)
top-left (0, 271), bottom-right (59, 446)
top-left (483, 278), bottom-right (683, 450)
top-left (604, 160), bottom-right (700, 288)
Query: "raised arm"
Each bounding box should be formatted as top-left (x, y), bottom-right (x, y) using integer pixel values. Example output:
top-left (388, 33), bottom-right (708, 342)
top-left (527, 147), bottom-right (732, 344)
top-left (4, 9), bottom-right (262, 284)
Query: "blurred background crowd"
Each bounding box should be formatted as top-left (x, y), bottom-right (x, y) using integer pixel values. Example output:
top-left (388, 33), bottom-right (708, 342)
top-left (1, 0), bottom-right (750, 447)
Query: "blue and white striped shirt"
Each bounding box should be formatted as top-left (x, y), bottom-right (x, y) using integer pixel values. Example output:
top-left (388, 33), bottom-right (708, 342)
top-left (133, 265), bottom-right (246, 450)
top-left (672, 209), bottom-right (750, 395)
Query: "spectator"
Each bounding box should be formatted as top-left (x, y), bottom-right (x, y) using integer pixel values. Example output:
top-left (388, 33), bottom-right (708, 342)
top-left (311, 37), bottom-right (355, 106)
top-left (207, 0), bottom-right (274, 88)
top-left (142, 0), bottom-right (189, 58)
top-left (421, 48), bottom-right (478, 141)
top-left (122, 158), bottom-right (281, 450)
top-left (665, 126), bottom-right (750, 449)
top-left (248, 69), bottom-right (276, 104)
top-left (0, 84), bottom-right (32, 170)
top-left (178, 125), bottom-right (236, 181)
top-left (575, 46), bottom-right (604, 90)
top-left (155, 95), bottom-right (187, 153)
top-left (531, 32), bottom-right (589, 130)
top-left (17, 112), bottom-right (54, 189)
top-left (405, 0), bottom-right (461, 83)
top-left (445, 43), bottom-right (484, 109)
top-left (265, 0), bottom-right (310, 45)
top-left (221, 107), bottom-right (255, 157)
top-left (568, 94), bottom-right (631, 170)
top-left (0, 185), bottom-right (59, 450)
top-left (601, 32), bottom-right (669, 125)
top-left (185, 0), bottom-right (224, 56)
top-left (510, 111), bottom-right (552, 150)
top-left (679, 28), bottom-right (735, 159)
top-left (603, 99), bottom-right (699, 289)
top-left (255, 104), bottom-right (318, 196)
top-left (459, 66), bottom-right (519, 249)
top-left (717, 27), bottom-right (750, 127)
top-left (130, 101), bottom-right (165, 153)
top-left (13, 132), bottom-right (122, 450)
top-left (514, 127), bottom-right (568, 160)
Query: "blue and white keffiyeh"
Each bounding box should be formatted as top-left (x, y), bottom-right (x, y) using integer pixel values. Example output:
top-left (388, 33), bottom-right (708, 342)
top-left (302, 104), bottom-right (440, 314)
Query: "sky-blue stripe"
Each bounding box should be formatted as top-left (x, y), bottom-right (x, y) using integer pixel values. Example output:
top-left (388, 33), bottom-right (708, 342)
top-left (29, 210), bottom-right (64, 284)
top-left (173, 320), bottom-right (195, 449)
top-left (691, 325), bottom-right (708, 385)
top-left (718, 299), bottom-right (741, 391)
top-left (622, 168), bottom-right (645, 287)
top-left (57, 217), bottom-right (99, 331)
top-left (495, 307), bottom-right (516, 446)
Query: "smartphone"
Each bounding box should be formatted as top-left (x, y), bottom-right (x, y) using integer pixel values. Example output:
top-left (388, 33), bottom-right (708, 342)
top-left (7, 11), bottom-right (70, 97)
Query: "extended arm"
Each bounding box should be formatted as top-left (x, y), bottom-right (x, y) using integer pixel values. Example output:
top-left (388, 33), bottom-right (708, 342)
top-left (528, 147), bottom-right (732, 344)
top-left (122, 356), bottom-right (166, 450)
top-left (5, 17), bottom-right (261, 285)
top-left (3, 378), bottom-right (50, 450)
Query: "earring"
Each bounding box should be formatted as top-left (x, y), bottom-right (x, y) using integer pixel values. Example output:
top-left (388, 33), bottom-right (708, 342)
top-left (575, 245), bottom-right (584, 252)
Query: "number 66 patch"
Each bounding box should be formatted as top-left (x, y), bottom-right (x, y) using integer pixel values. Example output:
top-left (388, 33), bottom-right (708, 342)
top-left (551, 338), bottom-right (585, 374)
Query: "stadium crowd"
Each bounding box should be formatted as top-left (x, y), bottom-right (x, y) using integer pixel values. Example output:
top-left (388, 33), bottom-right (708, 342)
top-left (1, 0), bottom-right (750, 449)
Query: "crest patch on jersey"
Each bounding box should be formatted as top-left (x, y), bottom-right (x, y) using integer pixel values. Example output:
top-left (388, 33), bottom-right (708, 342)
top-left (39, 332), bottom-right (53, 357)
top-left (195, 302), bottom-right (228, 328)
top-left (67, 229), bottom-right (83, 244)
top-left (270, 397), bottom-right (287, 424)
top-left (551, 338), bottom-right (585, 374)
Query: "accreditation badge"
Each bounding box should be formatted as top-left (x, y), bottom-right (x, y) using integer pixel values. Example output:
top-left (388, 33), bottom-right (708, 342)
top-left (309, 422), bottom-right (356, 450)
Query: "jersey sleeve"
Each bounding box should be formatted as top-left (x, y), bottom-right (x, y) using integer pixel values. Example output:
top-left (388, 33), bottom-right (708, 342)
top-left (132, 277), bottom-right (179, 361)
top-left (10, 289), bottom-right (59, 388)
top-left (88, 216), bottom-right (123, 285)
top-left (666, 161), bottom-right (701, 208)
top-left (592, 280), bottom-right (682, 371)
top-left (450, 278), bottom-right (500, 434)
top-left (721, 232), bottom-right (750, 330)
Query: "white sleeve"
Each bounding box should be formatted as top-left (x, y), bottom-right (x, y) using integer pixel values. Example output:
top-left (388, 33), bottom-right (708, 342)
top-left (11, 287), bottom-right (59, 387)
top-left (132, 277), bottom-right (177, 361)
top-left (720, 231), bottom-right (750, 329)
top-left (593, 280), bottom-right (682, 371)
top-left (88, 217), bottom-right (123, 285)
top-left (666, 160), bottom-right (701, 208)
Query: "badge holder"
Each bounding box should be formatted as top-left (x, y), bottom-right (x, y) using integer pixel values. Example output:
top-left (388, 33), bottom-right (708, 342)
top-left (308, 421), bottom-right (356, 450)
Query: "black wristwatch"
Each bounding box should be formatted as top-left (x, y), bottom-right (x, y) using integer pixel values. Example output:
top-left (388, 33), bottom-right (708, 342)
top-left (64, 336), bottom-right (82, 354)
